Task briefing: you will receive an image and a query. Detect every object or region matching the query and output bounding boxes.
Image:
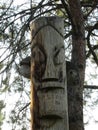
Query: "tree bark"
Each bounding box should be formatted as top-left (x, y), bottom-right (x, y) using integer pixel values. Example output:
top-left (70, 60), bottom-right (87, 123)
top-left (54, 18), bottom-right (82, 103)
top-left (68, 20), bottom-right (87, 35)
top-left (30, 17), bottom-right (69, 130)
top-left (68, 1), bottom-right (86, 130)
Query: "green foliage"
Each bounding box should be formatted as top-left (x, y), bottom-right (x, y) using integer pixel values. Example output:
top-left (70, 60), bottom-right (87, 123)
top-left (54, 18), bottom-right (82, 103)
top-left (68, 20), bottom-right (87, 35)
top-left (0, 63), bottom-right (4, 70)
top-left (56, 9), bottom-right (63, 16)
top-left (0, 100), bottom-right (5, 129)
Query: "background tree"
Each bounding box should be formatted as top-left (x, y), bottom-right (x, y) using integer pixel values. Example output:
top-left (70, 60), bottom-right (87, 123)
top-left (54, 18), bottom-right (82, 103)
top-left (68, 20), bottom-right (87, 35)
top-left (0, 0), bottom-right (98, 130)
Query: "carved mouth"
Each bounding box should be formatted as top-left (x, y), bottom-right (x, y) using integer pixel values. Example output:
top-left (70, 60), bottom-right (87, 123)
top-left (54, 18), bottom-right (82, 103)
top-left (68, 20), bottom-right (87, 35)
top-left (41, 78), bottom-right (64, 89)
top-left (42, 78), bottom-right (58, 82)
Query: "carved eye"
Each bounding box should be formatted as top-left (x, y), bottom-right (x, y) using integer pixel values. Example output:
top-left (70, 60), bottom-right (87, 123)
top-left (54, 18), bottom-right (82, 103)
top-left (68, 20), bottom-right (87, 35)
top-left (31, 45), bottom-right (46, 80)
top-left (32, 46), bottom-right (45, 65)
top-left (54, 47), bottom-right (65, 65)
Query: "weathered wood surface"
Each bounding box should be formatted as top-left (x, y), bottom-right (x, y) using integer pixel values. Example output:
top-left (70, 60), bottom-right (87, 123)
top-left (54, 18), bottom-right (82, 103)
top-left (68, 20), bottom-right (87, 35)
top-left (30, 17), bottom-right (69, 130)
top-left (38, 89), bottom-right (67, 118)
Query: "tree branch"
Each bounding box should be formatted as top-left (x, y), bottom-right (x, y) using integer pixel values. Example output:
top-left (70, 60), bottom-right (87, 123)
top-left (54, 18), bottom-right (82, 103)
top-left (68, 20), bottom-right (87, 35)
top-left (60, 0), bottom-right (74, 28)
top-left (86, 45), bottom-right (98, 58)
top-left (84, 85), bottom-right (98, 89)
top-left (87, 22), bottom-right (98, 65)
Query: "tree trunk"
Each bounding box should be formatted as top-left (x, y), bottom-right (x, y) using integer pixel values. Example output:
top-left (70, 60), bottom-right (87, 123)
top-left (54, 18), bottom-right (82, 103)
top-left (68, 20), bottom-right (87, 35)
top-left (68, 1), bottom-right (86, 130)
top-left (30, 17), bottom-right (69, 130)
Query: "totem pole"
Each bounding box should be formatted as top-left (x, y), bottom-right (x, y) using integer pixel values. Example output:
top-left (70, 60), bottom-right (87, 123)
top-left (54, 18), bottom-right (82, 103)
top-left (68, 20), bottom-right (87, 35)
top-left (30, 17), bottom-right (69, 130)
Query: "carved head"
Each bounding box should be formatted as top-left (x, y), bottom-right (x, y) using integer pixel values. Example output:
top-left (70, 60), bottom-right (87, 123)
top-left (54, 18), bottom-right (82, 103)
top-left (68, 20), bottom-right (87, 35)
top-left (31, 18), bottom-right (66, 89)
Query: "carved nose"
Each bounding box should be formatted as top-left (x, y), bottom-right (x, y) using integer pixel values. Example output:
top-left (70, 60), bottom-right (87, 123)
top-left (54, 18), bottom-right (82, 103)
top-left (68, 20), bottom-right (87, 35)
top-left (42, 56), bottom-right (58, 79)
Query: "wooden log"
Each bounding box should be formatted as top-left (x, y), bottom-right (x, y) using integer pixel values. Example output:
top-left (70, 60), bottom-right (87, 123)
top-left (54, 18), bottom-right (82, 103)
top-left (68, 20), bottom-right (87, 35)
top-left (30, 16), bottom-right (69, 130)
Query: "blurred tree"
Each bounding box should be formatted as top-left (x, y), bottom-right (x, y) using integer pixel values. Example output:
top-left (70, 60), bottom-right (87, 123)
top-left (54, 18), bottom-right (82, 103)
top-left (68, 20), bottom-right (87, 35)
top-left (0, 0), bottom-right (98, 130)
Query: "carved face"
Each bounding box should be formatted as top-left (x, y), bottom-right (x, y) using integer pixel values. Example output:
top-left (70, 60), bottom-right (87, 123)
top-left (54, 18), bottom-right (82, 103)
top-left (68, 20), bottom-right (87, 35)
top-left (30, 18), bottom-right (68, 127)
top-left (31, 26), bottom-right (66, 89)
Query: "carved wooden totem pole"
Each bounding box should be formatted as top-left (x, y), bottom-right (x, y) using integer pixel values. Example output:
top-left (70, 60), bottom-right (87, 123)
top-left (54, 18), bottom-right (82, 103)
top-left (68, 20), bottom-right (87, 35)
top-left (30, 17), bottom-right (69, 130)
